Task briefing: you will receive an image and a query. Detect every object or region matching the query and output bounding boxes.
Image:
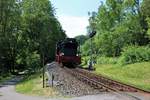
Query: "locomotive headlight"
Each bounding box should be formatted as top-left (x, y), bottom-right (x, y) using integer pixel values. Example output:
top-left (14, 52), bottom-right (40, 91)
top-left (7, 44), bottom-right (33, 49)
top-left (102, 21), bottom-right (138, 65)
top-left (60, 53), bottom-right (64, 56)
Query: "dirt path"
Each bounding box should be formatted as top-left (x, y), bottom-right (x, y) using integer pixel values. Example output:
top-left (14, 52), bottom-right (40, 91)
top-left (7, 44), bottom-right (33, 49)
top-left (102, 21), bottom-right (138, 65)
top-left (0, 76), bottom-right (63, 100)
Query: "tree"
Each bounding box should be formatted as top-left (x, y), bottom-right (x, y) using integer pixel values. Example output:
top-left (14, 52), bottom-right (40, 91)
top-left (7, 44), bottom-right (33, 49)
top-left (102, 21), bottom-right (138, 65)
top-left (141, 0), bottom-right (150, 38)
top-left (83, 0), bottom-right (149, 57)
top-left (21, 0), bottom-right (66, 66)
top-left (0, 0), bottom-right (22, 73)
top-left (75, 35), bottom-right (88, 45)
top-left (0, 0), bottom-right (66, 75)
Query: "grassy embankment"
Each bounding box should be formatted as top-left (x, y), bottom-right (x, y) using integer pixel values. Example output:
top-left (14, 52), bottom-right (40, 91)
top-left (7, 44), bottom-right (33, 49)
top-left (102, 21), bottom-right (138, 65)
top-left (94, 62), bottom-right (150, 91)
top-left (15, 73), bottom-right (59, 97)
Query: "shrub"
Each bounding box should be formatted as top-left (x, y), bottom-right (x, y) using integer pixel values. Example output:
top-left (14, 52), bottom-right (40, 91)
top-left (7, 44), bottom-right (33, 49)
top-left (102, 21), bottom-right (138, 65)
top-left (81, 56), bottom-right (118, 65)
top-left (119, 46), bottom-right (150, 65)
top-left (97, 56), bottom-right (118, 64)
top-left (81, 56), bottom-right (90, 66)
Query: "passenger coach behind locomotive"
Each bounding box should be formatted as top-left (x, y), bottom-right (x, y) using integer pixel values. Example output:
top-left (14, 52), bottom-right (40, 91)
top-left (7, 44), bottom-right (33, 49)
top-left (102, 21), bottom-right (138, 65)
top-left (56, 38), bottom-right (81, 67)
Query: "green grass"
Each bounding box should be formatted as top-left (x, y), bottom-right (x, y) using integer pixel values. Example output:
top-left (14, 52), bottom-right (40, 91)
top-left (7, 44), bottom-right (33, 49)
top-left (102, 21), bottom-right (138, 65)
top-left (94, 62), bottom-right (150, 91)
top-left (15, 73), bottom-right (59, 97)
top-left (0, 74), bottom-right (13, 83)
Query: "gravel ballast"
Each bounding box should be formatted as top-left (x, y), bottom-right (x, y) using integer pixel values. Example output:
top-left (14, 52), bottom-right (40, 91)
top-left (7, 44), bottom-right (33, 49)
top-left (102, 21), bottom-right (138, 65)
top-left (45, 62), bottom-right (103, 97)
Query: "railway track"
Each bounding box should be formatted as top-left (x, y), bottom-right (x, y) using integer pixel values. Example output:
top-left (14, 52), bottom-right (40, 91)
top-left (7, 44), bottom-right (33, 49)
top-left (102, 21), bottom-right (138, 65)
top-left (64, 67), bottom-right (150, 94)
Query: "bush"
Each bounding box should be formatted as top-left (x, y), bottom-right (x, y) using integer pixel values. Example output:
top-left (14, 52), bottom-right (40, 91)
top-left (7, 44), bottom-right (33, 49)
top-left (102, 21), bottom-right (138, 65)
top-left (26, 52), bottom-right (40, 72)
top-left (97, 56), bottom-right (118, 64)
top-left (119, 46), bottom-right (150, 65)
top-left (81, 56), bottom-right (118, 65)
top-left (81, 56), bottom-right (90, 66)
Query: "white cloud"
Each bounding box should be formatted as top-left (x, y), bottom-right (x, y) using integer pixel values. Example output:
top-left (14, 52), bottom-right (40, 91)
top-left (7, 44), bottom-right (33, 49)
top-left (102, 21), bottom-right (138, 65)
top-left (57, 15), bottom-right (89, 38)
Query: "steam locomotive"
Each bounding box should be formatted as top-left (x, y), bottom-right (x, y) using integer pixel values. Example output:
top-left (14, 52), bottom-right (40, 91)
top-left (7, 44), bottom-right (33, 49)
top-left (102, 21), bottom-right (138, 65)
top-left (55, 38), bottom-right (81, 67)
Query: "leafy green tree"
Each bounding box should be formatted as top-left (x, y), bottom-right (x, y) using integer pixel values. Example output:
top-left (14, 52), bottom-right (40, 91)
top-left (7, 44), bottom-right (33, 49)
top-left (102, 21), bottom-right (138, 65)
top-left (0, 0), bottom-right (22, 73)
top-left (83, 0), bottom-right (150, 57)
top-left (21, 0), bottom-right (66, 65)
top-left (75, 35), bottom-right (88, 45)
top-left (0, 0), bottom-right (66, 75)
top-left (141, 0), bottom-right (150, 38)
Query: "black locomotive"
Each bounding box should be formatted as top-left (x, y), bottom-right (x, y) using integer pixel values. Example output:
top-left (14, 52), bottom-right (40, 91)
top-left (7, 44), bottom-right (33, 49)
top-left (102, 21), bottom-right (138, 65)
top-left (55, 38), bottom-right (81, 67)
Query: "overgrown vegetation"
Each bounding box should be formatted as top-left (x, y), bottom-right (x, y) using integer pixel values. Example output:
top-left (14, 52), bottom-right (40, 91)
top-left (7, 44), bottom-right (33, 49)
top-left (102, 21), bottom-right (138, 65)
top-left (119, 46), bottom-right (150, 65)
top-left (78, 0), bottom-right (150, 65)
top-left (97, 57), bottom-right (118, 64)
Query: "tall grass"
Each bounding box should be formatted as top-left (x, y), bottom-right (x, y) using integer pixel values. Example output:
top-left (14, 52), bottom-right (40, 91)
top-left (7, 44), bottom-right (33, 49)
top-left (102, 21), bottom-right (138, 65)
top-left (95, 62), bottom-right (150, 91)
top-left (97, 56), bottom-right (118, 64)
top-left (16, 73), bottom-right (59, 97)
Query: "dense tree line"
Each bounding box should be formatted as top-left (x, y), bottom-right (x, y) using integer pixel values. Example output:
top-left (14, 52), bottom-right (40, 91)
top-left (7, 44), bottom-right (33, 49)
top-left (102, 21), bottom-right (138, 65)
top-left (81, 0), bottom-right (150, 60)
top-left (0, 0), bottom-right (66, 75)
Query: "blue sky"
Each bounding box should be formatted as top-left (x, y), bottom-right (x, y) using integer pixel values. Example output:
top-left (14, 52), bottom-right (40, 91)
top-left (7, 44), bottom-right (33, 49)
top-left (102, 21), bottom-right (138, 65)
top-left (51, 0), bottom-right (103, 37)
